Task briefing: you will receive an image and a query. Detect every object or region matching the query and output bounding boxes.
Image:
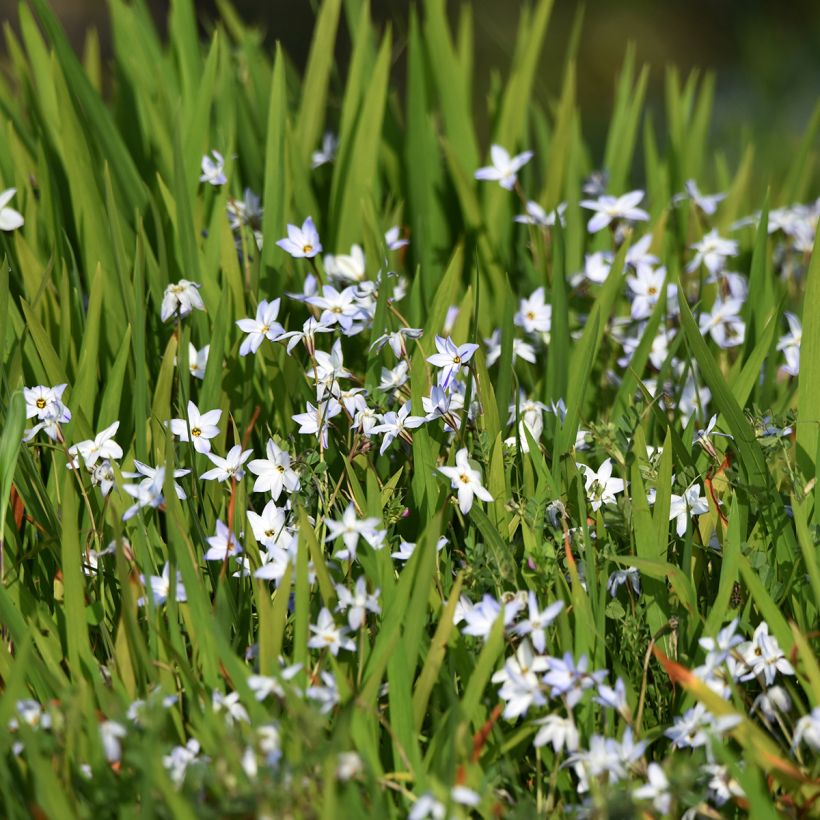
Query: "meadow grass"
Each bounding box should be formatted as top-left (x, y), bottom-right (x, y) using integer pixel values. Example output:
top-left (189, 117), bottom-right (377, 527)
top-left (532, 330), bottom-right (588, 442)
top-left (0, 0), bottom-right (818, 816)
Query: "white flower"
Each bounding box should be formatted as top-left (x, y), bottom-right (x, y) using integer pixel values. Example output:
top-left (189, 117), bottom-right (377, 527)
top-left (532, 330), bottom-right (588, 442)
top-left (67, 421), bottom-right (123, 469)
top-left (188, 343), bottom-right (209, 380)
top-left (607, 567), bottom-right (640, 596)
top-left (204, 520), bottom-right (243, 561)
top-left (306, 285), bottom-right (363, 332)
top-left (163, 739), bottom-right (203, 787)
top-left (336, 576), bottom-right (381, 630)
top-left (212, 690), bottom-right (249, 725)
top-left (292, 399), bottom-right (341, 449)
top-left (370, 401), bottom-right (427, 454)
top-left (737, 621), bottom-right (795, 686)
top-left (427, 336), bottom-right (480, 387)
top-left (626, 266), bottom-right (667, 320)
top-left (276, 216), bottom-right (322, 258)
top-left (311, 131), bottom-right (338, 169)
top-left (633, 763), bottom-right (671, 815)
top-left (138, 563), bottom-right (187, 607)
top-left (674, 179), bottom-right (725, 215)
top-left (793, 706), bottom-right (820, 752)
top-left (0, 188), bottom-right (24, 231)
top-left (515, 287), bottom-right (552, 335)
top-left (236, 299), bottom-right (284, 356)
top-left (23, 384), bottom-right (71, 423)
top-left (200, 444), bottom-right (252, 482)
top-left (512, 592), bottom-right (563, 653)
top-left (579, 190), bottom-right (649, 233)
top-left (474, 144), bottom-right (534, 190)
top-left (168, 400), bottom-right (222, 454)
top-left (533, 714), bottom-right (579, 753)
top-left (247, 439), bottom-right (300, 500)
top-left (100, 721), bottom-right (127, 763)
top-left (514, 200), bottom-right (566, 227)
top-left (324, 244), bottom-right (366, 283)
top-left (384, 226), bottom-right (408, 250)
top-left (492, 641), bottom-right (549, 718)
top-left (667, 484), bottom-right (710, 536)
top-left (699, 297), bottom-right (745, 348)
top-left (122, 466), bottom-right (166, 521)
top-left (458, 594), bottom-right (521, 640)
top-left (687, 229), bottom-right (738, 275)
top-left (324, 502), bottom-right (385, 561)
top-left (578, 458), bottom-right (625, 511)
top-left (199, 150), bottom-right (227, 186)
top-left (438, 448), bottom-right (493, 515)
top-left (160, 279), bottom-right (205, 323)
top-left (308, 607), bottom-right (355, 656)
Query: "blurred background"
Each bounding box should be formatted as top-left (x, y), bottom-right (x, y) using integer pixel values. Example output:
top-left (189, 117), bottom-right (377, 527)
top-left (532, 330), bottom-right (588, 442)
top-left (2, 0), bottom-right (819, 174)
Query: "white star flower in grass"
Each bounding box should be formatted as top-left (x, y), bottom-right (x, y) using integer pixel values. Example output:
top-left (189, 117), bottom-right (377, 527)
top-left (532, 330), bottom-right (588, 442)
top-left (633, 764), bottom-right (671, 816)
top-left (160, 279), bottom-right (205, 323)
top-left (100, 721), bottom-right (127, 763)
top-left (138, 563), bottom-right (186, 607)
top-left (308, 608), bottom-right (355, 656)
top-left (276, 216), bottom-right (322, 258)
top-left (324, 502), bottom-right (385, 561)
top-left (187, 343), bottom-right (209, 380)
top-left (512, 592), bottom-right (563, 653)
top-left (674, 179), bottom-right (725, 215)
top-left (0, 188), bottom-right (24, 231)
top-left (687, 229), bottom-right (738, 274)
top-left (335, 576), bottom-right (381, 631)
top-left (199, 150), bottom-right (227, 186)
top-left (204, 520), bottom-right (243, 561)
top-left (426, 336), bottom-right (479, 387)
top-left (371, 327), bottom-right (423, 359)
top-left (67, 421), bottom-right (123, 469)
top-left (324, 244), bottom-right (366, 283)
top-left (667, 484), bottom-right (710, 536)
top-left (311, 131), bottom-right (337, 169)
top-left (168, 400), bottom-right (222, 454)
top-left (200, 445), bottom-right (252, 483)
top-left (247, 439), bottom-right (300, 500)
top-left (384, 225), bottom-right (408, 250)
top-left (23, 384), bottom-right (71, 424)
top-left (236, 298), bottom-right (284, 356)
top-left (474, 144), bottom-right (534, 190)
top-left (580, 190), bottom-right (649, 233)
top-left (306, 285), bottom-right (363, 332)
top-left (408, 794), bottom-right (445, 820)
top-left (698, 297), bottom-right (745, 348)
top-left (292, 399), bottom-right (341, 450)
top-left (438, 448), bottom-right (492, 515)
top-left (514, 287), bottom-right (552, 335)
top-left (457, 594), bottom-right (521, 640)
top-left (578, 458), bottom-right (625, 511)
top-left (492, 641), bottom-right (550, 719)
top-left (370, 401), bottom-right (427, 454)
top-left (121, 460), bottom-right (190, 500)
top-left (122, 467), bottom-right (167, 521)
top-left (533, 714), bottom-right (579, 753)
top-left (247, 500), bottom-right (288, 549)
top-left (793, 707), bottom-right (820, 753)
top-left (514, 200), bottom-right (566, 227)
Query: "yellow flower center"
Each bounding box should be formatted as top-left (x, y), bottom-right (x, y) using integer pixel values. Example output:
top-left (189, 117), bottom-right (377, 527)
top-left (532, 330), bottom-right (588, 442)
top-left (459, 473), bottom-right (470, 484)
top-left (303, 244), bottom-right (313, 255)
top-left (191, 427), bottom-right (201, 437)
top-left (648, 286), bottom-right (657, 296)
top-left (36, 398), bottom-right (46, 409)
top-left (453, 355), bottom-right (462, 364)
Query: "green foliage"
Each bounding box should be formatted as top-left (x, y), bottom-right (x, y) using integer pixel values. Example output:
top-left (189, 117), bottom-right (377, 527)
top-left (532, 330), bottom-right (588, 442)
top-left (0, 0), bottom-right (817, 817)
